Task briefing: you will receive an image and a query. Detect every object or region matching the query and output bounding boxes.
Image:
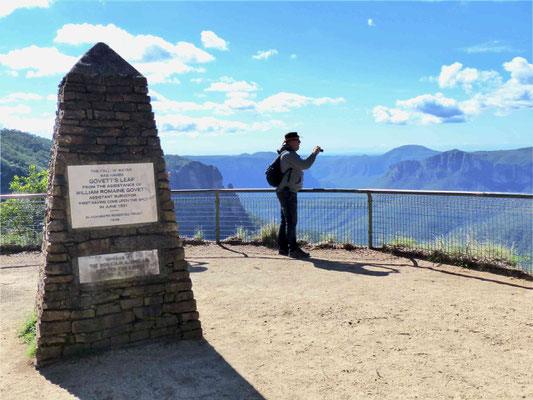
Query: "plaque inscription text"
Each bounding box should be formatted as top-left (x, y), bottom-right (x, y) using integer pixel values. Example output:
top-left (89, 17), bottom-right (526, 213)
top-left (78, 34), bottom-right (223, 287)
top-left (68, 163), bottom-right (158, 228)
top-left (78, 250), bottom-right (160, 283)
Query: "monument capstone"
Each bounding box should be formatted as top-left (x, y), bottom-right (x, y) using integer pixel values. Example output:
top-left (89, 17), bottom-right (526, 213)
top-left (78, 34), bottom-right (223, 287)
top-left (35, 42), bottom-right (201, 365)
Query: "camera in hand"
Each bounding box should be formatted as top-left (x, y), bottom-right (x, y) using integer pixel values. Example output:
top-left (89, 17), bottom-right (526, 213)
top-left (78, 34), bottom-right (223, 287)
top-left (319, 149), bottom-right (324, 152)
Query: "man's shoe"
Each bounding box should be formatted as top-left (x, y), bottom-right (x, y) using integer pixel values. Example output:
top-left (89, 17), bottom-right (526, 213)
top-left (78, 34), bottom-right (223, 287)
top-left (289, 248), bottom-right (310, 259)
top-left (278, 249), bottom-right (289, 256)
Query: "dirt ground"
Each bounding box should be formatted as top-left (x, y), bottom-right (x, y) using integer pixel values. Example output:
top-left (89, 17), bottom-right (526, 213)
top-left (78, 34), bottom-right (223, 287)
top-left (1, 244), bottom-right (532, 399)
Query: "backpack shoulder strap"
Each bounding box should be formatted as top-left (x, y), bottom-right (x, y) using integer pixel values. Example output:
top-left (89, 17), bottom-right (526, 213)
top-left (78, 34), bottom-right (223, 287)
top-left (279, 150), bottom-right (293, 177)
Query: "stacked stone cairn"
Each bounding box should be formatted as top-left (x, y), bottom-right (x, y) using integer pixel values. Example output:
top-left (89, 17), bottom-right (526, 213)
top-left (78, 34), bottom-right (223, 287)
top-left (35, 42), bottom-right (201, 365)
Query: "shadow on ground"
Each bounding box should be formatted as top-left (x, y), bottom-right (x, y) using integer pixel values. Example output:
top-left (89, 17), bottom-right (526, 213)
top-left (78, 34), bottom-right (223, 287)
top-left (40, 338), bottom-right (264, 400)
top-left (405, 257), bottom-right (533, 290)
top-left (310, 258), bottom-right (400, 276)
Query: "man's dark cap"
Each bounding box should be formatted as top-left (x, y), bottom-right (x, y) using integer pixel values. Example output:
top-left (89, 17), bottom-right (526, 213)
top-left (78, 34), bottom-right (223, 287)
top-left (284, 132), bottom-right (300, 141)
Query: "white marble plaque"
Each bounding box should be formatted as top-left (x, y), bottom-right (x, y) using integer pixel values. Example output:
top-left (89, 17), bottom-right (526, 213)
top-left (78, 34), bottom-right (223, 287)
top-left (68, 163), bottom-right (158, 229)
top-left (78, 249), bottom-right (159, 283)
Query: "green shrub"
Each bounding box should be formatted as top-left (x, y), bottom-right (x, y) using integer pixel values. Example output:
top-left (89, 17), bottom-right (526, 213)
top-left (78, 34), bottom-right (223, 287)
top-left (385, 232), bottom-right (529, 271)
top-left (234, 226), bottom-right (250, 241)
top-left (387, 235), bottom-right (418, 247)
top-left (18, 311), bottom-right (37, 358)
top-left (319, 233), bottom-right (338, 244)
top-left (194, 227), bottom-right (204, 241)
top-left (259, 222), bottom-right (278, 247)
top-left (0, 165), bottom-right (47, 248)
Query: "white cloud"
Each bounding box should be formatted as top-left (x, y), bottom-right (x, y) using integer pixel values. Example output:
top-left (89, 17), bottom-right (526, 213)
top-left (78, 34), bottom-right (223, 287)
top-left (461, 79), bottom-right (533, 117)
top-left (0, 0), bottom-right (52, 19)
top-left (438, 62), bottom-right (500, 90)
top-left (191, 78), bottom-right (204, 83)
top-left (397, 93), bottom-right (466, 122)
top-left (0, 104), bottom-right (54, 137)
top-left (0, 92), bottom-right (43, 103)
top-left (3, 24), bottom-right (218, 82)
top-left (368, 19), bottom-right (375, 27)
top-left (151, 89), bottom-right (248, 116)
top-left (0, 45), bottom-right (78, 77)
top-left (201, 31), bottom-right (228, 51)
top-left (133, 59), bottom-right (192, 84)
top-left (226, 91), bottom-right (253, 99)
top-left (457, 58), bottom-right (533, 116)
top-left (53, 23), bottom-right (214, 83)
top-left (313, 97), bottom-right (345, 106)
top-left (373, 105), bottom-right (409, 125)
top-left (250, 120), bottom-right (286, 132)
top-left (503, 57), bottom-right (533, 85)
top-left (252, 49), bottom-right (278, 60)
top-left (46, 94), bottom-right (57, 101)
top-left (375, 57), bottom-right (533, 125)
top-left (462, 40), bottom-right (516, 54)
top-left (373, 93), bottom-right (468, 125)
top-left (290, 54), bottom-right (297, 60)
top-left (152, 86), bottom-right (345, 127)
top-left (257, 92), bottom-right (345, 113)
top-left (151, 90), bottom-right (214, 113)
top-left (173, 42), bottom-right (214, 64)
top-left (55, 23), bottom-right (214, 64)
top-left (157, 113), bottom-right (284, 137)
top-left (158, 114), bottom-right (245, 136)
top-left (0, 104), bottom-right (32, 115)
top-left (205, 77), bottom-right (259, 93)
top-left (223, 97), bottom-right (257, 113)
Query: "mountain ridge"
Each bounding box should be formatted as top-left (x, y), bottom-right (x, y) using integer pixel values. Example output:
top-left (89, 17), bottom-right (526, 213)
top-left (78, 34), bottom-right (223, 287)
top-left (375, 148), bottom-right (533, 192)
top-left (1, 129), bottom-right (531, 193)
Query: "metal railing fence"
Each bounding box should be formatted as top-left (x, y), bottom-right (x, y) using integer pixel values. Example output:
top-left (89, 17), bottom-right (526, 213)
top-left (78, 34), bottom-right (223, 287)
top-left (1, 189), bottom-right (531, 272)
top-left (0, 195), bottom-right (46, 247)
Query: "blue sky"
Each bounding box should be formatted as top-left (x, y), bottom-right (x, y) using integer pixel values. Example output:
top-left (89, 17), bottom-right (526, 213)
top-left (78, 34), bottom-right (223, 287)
top-left (0, 1), bottom-right (531, 155)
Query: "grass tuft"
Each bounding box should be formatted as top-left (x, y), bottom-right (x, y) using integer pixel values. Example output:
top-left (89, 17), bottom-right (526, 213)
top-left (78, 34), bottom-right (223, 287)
top-left (193, 227), bottom-right (205, 241)
top-left (258, 222), bottom-right (278, 248)
top-left (18, 311), bottom-right (37, 358)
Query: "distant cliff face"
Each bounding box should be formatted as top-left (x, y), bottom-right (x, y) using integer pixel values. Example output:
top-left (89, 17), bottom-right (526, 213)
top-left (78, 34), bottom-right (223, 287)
top-left (311, 145), bottom-right (440, 188)
top-left (167, 160), bottom-right (223, 189)
top-left (376, 149), bottom-right (533, 192)
top-left (187, 153), bottom-right (322, 188)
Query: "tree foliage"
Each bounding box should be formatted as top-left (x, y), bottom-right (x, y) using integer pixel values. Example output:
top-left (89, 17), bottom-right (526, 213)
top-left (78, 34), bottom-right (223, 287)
top-left (0, 165), bottom-right (48, 246)
top-left (0, 129), bottom-right (51, 194)
top-left (9, 165), bottom-right (48, 194)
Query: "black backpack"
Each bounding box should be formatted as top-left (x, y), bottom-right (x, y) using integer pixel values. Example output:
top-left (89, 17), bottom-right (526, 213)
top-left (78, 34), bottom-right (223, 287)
top-left (265, 151), bottom-right (291, 187)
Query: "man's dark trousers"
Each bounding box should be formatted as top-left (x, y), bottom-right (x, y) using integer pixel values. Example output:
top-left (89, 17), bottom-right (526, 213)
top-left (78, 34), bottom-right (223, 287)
top-left (276, 187), bottom-right (298, 252)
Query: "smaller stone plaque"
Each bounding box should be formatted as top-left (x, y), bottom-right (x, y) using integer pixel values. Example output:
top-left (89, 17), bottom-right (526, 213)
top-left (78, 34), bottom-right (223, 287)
top-left (78, 249), bottom-right (159, 284)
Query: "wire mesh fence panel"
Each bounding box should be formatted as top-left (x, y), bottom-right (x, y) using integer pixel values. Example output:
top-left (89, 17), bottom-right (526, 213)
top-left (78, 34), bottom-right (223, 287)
top-left (219, 193), bottom-right (278, 240)
top-left (372, 194), bottom-right (533, 272)
top-left (171, 194), bottom-right (217, 240)
top-left (297, 193), bottom-right (368, 245)
top-left (1, 191), bottom-right (531, 273)
top-left (0, 197), bottom-right (46, 247)
top-left (217, 193), bottom-right (368, 245)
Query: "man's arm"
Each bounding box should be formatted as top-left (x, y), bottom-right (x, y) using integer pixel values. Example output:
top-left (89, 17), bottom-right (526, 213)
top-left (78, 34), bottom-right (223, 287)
top-left (284, 151), bottom-right (318, 170)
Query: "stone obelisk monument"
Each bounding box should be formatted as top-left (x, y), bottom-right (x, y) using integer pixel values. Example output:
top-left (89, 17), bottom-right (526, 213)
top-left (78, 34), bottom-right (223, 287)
top-left (35, 42), bottom-right (201, 365)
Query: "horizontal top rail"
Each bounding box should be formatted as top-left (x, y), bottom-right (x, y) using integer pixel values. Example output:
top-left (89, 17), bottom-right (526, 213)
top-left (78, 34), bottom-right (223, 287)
top-left (0, 193), bottom-right (48, 199)
top-left (169, 188), bottom-right (533, 199)
top-left (1, 189), bottom-right (532, 199)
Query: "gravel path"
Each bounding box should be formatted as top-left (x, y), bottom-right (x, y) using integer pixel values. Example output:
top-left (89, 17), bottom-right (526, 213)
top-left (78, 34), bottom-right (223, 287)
top-left (1, 244), bottom-right (532, 399)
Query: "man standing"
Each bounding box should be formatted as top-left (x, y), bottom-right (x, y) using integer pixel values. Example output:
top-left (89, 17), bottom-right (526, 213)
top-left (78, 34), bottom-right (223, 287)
top-left (276, 132), bottom-right (322, 258)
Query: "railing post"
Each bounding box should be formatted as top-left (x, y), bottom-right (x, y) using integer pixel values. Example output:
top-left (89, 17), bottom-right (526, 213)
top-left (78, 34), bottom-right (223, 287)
top-left (366, 192), bottom-right (373, 249)
top-left (215, 192), bottom-right (220, 243)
